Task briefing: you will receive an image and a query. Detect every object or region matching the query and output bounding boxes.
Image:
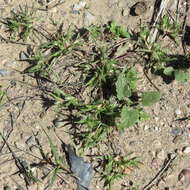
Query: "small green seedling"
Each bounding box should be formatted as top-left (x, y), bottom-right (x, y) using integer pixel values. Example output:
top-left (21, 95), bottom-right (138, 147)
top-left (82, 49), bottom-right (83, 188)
top-left (98, 154), bottom-right (141, 189)
top-left (4, 5), bottom-right (35, 40)
top-left (157, 14), bottom-right (182, 44)
top-left (41, 130), bottom-right (67, 187)
top-left (107, 20), bottom-right (131, 38)
top-left (82, 46), bottom-right (117, 89)
top-left (0, 133), bottom-right (40, 185)
top-left (77, 100), bottom-right (119, 150)
top-left (25, 26), bottom-right (83, 79)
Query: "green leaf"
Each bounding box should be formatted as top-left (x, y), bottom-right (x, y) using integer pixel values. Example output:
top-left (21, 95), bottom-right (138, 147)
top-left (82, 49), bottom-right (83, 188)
top-left (116, 67), bottom-right (138, 100)
top-left (118, 106), bottom-right (139, 130)
top-left (139, 110), bottom-right (151, 121)
top-left (163, 66), bottom-right (174, 76)
top-left (174, 70), bottom-right (190, 83)
top-left (142, 91), bottom-right (160, 106)
top-left (116, 72), bottom-right (131, 100)
top-left (110, 21), bottom-right (130, 38)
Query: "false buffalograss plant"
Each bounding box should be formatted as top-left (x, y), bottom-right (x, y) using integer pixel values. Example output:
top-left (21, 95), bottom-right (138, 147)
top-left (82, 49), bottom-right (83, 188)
top-left (98, 154), bottom-right (141, 189)
top-left (23, 21), bottom-right (165, 189)
top-left (4, 4), bottom-right (36, 40)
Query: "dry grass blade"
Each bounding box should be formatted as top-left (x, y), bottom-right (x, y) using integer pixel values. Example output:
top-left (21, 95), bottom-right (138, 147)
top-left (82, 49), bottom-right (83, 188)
top-left (148, 0), bottom-right (173, 44)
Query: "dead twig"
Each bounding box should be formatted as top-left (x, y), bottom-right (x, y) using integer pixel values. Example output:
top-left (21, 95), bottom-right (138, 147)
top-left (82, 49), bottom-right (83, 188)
top-left (0, 112), bottom-right (14, 152)
top-left (0, 133), bottom-right (33, 186)
top-left (143, 68), bottom-right (160, 92)
top-left (181, 0), bottom-right (189, 55)
top-left (142, 153), bottom-right (177, 190)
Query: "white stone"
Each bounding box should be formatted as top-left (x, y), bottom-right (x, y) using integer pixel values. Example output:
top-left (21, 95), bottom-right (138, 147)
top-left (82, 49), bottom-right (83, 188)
top-left (122, 9), bottom-right (128, 16)
top-left (175, 109), bottom-right (182, 115)
top-left (144, 125), bottom-right (149, 130)
top-left (182, 146), bottom-right (190, 154)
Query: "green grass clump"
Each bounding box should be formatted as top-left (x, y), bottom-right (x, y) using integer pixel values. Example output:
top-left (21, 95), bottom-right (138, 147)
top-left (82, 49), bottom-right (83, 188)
top-left (4, 5), bottom-right (35, 40)
top-left (23, 21), bottom-right (165, 189)
top-left (27, 22), bottom-right (161, 151)
top-left (98, 154), bottom-right (141, 189)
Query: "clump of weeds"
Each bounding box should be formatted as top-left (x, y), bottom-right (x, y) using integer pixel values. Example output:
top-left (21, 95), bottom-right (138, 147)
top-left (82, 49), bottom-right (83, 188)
top-left (135, 14), bottom-right (190, 83)
top-left (97, 154), bottom-right (141, 189)
top-left (3, 4), bottom-right (36, 41)
top-left (23, 21), bottom-right (165, 189)
top-left (34, 130), bottom-right (70, 188)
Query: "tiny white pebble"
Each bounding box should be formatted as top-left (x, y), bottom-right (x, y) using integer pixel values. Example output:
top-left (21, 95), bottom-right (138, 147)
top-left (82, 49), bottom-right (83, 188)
top-left (175, 109), bottom-right (182, 115)
top-left (154, 126), bottom-right (160, 131)
top-left (182, 146), bottom-right (190, 154)
top-left (144, 125), bottom-right (149, 130)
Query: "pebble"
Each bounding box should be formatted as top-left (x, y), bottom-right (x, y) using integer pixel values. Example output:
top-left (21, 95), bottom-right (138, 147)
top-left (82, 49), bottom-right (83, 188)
top-left (19, 51), bottom-right (29, 60)
top-left (156, 149), bottom-right (165, 160)
top-left (4, 186), bottom-right (11, 190)
top-left (83, 10), bottom-right (96, 26)
top-left (144, 125), bottom-right (149, 130)
top-left (178, 168), bottom-right (190, 181)
top-left (130, 1), bottom-right (147, 16)
top-left (171, 127), bottom-right (183, 136)
top-left (154, 126), bottom-right (160, 131)
top-left (122, 8), bottom-right (128, 16)
top-left (175, 109), bottom-right (182, 115)
top-left (182, 146), bottom-right (190, 154)
top-left (151, 158), bottom-right (160, 169)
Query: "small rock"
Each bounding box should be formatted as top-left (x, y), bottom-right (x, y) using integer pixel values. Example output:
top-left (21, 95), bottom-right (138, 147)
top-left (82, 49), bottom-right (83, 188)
top-left (171, 127), bottom-right (183, 136)
top-left (151, 158), bottom-right (160, 169)
top-left (130, 1), bottom-right (147, 16)
top-left (144, 125), bottom-right (149, 130)
top-left (122, 8), bottom-right (128, 16)
top-left (4, 186), bottom-right (11, 190)
top-left (175, 109), bottom-right (182, 115)
top-left (182, 146), bottom-right (190, 154)
top-left (156, 149), bottom-right (165, 160)
top-left (178, 168), bottom-right (190, 181)
top-left (83, 10), bottom-right (96, 26)
top-left (129, 141), bottom-right (136, 146)
top-left (154, 126), bottom-right (160, 131)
